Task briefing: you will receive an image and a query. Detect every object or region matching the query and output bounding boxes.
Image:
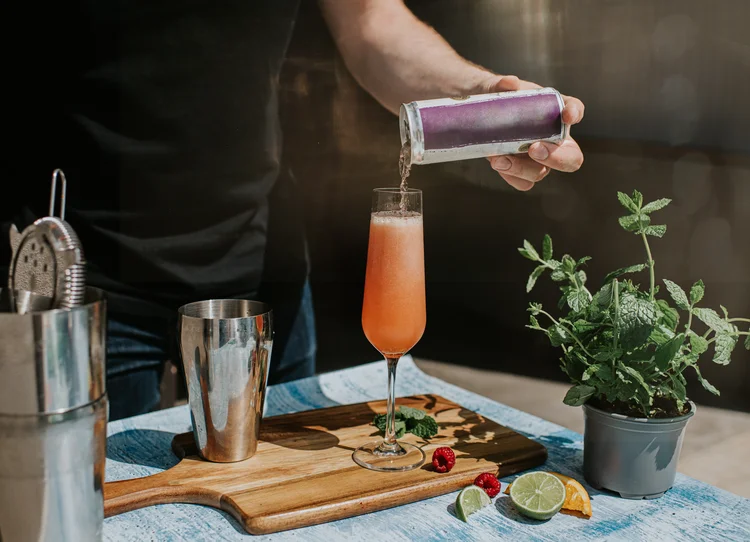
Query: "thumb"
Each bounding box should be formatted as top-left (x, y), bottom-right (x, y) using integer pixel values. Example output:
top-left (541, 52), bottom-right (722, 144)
top-left (482, 74), bottom-right (541, 94)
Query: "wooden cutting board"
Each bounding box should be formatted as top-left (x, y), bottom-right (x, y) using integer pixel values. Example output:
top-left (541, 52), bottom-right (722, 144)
top-left (104, 395), bottom-right (546, 534)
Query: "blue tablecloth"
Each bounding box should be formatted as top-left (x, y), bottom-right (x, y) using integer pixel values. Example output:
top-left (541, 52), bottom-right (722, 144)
top-left (104, 357), bottom-right (750, 541)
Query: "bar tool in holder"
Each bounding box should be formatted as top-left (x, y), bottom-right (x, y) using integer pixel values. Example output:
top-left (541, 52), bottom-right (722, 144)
top-left (7, 169), bottom-right (86, 314)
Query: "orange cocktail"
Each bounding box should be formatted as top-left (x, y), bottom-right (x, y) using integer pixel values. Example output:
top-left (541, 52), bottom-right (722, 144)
top-left (353, 188), bottom-right (426, 472)
top-left (362, 211), bottom-right (426, 355)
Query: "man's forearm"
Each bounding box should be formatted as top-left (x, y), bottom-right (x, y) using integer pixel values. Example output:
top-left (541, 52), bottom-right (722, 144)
top-left (320, 0), bottom-right (494, 114)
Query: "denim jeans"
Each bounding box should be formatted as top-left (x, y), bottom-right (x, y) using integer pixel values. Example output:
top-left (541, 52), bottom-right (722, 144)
top-left (106, 281), bottom-right (316, 421)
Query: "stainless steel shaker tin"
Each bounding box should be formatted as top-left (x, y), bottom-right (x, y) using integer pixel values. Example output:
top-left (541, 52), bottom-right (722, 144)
top-left (0, 287), bottom-right (106, 415)
top-left (399, 87), bottom-right (568, 165)
top-left (178, 299), bottom-right (273, 463)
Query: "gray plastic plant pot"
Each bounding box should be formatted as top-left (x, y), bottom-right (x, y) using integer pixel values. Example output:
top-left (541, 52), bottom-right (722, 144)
top-left (582, 401), bottom-right (695, 500)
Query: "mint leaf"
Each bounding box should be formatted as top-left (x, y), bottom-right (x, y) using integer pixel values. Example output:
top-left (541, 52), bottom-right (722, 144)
top-left (632, 190), bottom-right (644, 209)
top-left (618, 214), bottom-right (645, 232)
top-left (669, 374), bottom-right (687, 402)
top-left (582, 364), bottom-right (613, 382)
top-left (713, 333), bottom-right (737, 365)
top-left (563, 384), bottom-right (596, 406)
top-left (527, 265), bottom-right (546, 293)
top-left (745, 334), bottom-right (750, 351)
top-left (395, 420), bottom-right (406, 438)
top-left (567, 288), bottom-right (591, 312)
top-left (656, 299), bottom-right (679, 331)
top-left (618, 293), bottom-right (658, 348)
top-left (693, 307), bottom-right (731, 333)
top-left (603, 263), bottom-right (647, 284)
top-left (644, 225), bottom-right (667, 238)
top-left (689, 280), bottom-right (705, 305)
top-left (373, 413), bottom-right (387, 434)
top-left (692, 365), bottom-right (720, 396)
top-left (590, 282), bottom-right (614, 311)
top-left (650, 325), bottom-right (675, 346)
top-left (689, 332), bottom-right (709, 355)
top-left (542, 234), bottom-right (553, 260)
top-left (548, 324), bottom-right (573, 347)
top-left (551, 268), bottom-right (567, 282)
top-left (399, 406), bottom-right (425, 420)
top-left (655, 333), bottom-right (684, 371)
top-left (663, 279), bottom-right (690, 311)
top-left (577, 256), bottom-right (592, 266)
top-left (720, 305), bottom-right (730, 320)
top-left (641, 198), bottom-right (672, 214)
top-left (373, 414), bottom-right (406, 438)
top-left (617, 192), bottom-right (638, 213)
top-left (519, 240), bottom-right (540, 261)
top-left (409, 416), bottom-right (438, 438)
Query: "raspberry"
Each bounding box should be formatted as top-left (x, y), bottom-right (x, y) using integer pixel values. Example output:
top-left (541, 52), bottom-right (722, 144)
top-left (431, 447), bottom-right (456, 473)
top-left (474, 473), bottom-right (501, 498)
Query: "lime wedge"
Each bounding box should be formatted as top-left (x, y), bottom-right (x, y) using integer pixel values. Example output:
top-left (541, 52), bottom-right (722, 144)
top-left (509, 471), bottom-right (566, 520)
top-left (456, 485), bottom-right (492, 522)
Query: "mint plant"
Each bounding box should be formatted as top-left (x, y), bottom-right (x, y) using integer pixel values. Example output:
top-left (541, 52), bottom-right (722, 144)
top-left (520, 190), bottom-right (750, 417)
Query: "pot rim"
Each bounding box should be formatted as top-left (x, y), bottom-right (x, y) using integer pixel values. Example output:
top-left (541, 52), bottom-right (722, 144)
top-left (582, 400), bottom-right (696, 424)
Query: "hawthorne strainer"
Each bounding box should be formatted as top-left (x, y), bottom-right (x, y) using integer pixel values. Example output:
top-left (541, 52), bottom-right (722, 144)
top-left (8, 169), bottom-right (86, 313)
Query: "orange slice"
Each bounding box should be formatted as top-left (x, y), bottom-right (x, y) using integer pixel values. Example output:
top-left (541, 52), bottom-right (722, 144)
top-left (505, 472), bottom-right (592, 518)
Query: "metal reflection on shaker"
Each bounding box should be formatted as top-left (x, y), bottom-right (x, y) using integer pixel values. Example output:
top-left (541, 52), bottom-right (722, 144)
top-left (178, 299), bottom-right (273, 463)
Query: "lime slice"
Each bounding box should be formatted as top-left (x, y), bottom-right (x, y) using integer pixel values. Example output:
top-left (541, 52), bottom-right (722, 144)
top-left (455, 485), bottom-right (492, 522)
top-left (509, 471), bottom-right (566, 520)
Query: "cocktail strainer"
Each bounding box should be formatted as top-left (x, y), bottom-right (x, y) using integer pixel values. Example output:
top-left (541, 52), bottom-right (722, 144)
top-left (8, 169), bottom-right (86, 313)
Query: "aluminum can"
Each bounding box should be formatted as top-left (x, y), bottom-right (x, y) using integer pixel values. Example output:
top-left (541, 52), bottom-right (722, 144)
top-left (399, 87), bottom-right (568, 165)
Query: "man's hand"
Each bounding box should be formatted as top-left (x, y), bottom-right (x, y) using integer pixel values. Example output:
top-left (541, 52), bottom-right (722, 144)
top-left (480, 76), bottom-right (585, 191)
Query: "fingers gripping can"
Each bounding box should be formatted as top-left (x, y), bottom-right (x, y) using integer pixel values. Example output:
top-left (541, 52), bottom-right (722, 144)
top-left (399, 87), bottom-right (568, 167)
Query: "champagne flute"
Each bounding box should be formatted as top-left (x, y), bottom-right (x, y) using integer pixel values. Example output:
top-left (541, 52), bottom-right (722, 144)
top-left (353, 188), bottom-right (426, 471)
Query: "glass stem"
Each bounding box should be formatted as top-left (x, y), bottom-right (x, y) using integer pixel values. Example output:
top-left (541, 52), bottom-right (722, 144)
top-left (382, 356), bottom-right (401, 451)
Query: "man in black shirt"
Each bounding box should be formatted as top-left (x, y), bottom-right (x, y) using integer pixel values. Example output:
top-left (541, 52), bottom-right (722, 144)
top-left (2, 1), bottom-right (584, 420)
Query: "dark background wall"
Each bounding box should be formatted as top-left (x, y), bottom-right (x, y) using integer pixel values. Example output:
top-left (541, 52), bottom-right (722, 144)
top-left (279, 1), bottom-right (750, 412)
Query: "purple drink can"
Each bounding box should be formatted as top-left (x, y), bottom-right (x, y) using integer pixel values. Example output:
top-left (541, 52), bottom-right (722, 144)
top-left (399, 87), bottom-right (568, 166)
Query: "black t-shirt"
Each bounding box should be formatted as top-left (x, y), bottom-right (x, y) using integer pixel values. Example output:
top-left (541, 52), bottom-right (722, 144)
top-left (2, 1), bottom-right (305, 318)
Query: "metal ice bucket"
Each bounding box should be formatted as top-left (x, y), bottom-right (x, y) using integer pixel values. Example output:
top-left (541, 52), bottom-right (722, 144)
top-left (0, 288), bottom-right (107, 542)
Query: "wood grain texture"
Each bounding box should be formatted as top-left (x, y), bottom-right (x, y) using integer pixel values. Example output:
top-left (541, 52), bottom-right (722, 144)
top-left (104, 395), bottom-right (546, 534)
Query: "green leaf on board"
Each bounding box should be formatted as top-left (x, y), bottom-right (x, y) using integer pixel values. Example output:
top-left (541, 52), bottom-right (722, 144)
top-left (399, 406), bottom-right (425, 420)
top-left (408, 416), bottom-right (438, 439)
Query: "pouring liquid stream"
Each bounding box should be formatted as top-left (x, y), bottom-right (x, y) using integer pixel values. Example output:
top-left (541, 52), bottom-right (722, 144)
top-left (398, 141), bottom-right (412, 211)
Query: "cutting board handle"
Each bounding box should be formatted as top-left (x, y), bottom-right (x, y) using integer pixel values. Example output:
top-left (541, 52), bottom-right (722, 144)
top-left (104, 469), bottom-right (222, 517)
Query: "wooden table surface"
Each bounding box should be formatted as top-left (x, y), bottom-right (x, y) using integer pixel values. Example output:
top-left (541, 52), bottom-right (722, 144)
top-left (105, 357), bottom-right (750, 541)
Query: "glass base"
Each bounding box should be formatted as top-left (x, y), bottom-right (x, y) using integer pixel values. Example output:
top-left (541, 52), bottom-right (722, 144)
top-left (352, 440), bottom-right (426, 472)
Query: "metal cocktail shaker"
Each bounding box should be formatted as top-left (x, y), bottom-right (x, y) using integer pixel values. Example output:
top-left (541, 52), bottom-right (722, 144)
top-left (399, 87), bottom-right (568, 167)
top-left (0, 288), bottom-right (107, 542)
top-left (178, 299), bottom-right (273, 463)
